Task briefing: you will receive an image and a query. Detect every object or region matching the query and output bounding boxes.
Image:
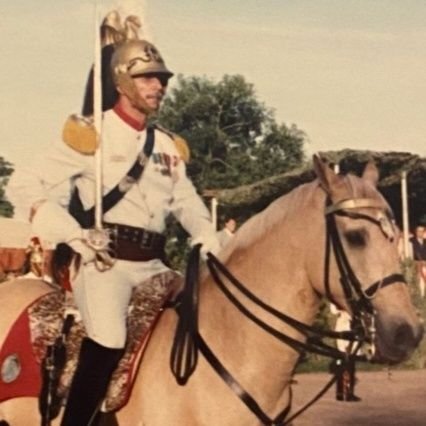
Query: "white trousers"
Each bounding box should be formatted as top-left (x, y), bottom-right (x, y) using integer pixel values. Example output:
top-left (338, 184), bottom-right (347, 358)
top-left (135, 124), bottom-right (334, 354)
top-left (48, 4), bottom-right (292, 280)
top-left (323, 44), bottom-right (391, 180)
top-left (71, 259), bottom-right (170, 348)
top-left (334, 311), bottom-right (352, 353)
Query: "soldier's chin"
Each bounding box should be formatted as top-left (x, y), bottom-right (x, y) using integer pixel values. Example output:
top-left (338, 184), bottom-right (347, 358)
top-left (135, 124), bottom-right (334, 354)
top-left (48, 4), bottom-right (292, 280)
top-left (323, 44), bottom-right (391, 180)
top-left (145, 99), bottom-right (161, 112)
top-left (133, 94), bottom-right (163, 114)
top-left (149, 94), bottom-right (163, 103)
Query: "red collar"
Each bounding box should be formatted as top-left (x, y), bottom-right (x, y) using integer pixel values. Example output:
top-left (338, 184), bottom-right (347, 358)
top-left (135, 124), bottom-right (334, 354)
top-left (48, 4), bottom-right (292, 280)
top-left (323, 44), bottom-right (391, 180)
top-left (113, 104), bottom-right (146, 131)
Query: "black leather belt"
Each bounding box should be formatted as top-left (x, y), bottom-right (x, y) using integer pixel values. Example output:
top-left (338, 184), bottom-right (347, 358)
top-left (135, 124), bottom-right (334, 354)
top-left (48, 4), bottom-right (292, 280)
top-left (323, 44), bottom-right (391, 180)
top-left (103, 222), bottom-right (166, 261)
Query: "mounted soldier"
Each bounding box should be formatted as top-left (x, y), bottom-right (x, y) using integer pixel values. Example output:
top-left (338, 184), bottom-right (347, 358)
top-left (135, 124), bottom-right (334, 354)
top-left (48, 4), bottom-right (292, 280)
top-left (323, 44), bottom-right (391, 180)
top-left (6, 10), bottom-right (221, 426)
top-left (3, 8), bottom-right (424, 426)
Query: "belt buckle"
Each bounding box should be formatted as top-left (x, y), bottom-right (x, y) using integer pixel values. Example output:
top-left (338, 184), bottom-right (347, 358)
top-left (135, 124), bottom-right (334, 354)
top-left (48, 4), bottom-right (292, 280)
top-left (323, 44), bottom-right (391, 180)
top-left (139, 231), bottom-right (153, 249)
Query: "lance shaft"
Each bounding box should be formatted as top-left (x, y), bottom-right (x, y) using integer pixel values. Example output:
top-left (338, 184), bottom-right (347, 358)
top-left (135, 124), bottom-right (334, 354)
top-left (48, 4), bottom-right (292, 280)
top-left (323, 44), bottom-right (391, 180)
top-left (93, 2), bottom-right (103, 230)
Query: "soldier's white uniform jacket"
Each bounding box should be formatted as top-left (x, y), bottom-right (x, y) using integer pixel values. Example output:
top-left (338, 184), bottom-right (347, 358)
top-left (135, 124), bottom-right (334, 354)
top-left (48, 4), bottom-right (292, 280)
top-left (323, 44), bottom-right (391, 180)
top-left (7, 107), bottom-right (219, 348)
top-left (7, 107), bottom-right (218, 251)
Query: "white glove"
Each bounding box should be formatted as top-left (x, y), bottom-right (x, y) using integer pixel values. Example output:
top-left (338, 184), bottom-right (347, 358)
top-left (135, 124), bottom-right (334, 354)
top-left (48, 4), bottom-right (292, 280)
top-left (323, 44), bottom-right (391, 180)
top-left (32, 201), bottom-right (96, 264)
top-left (192, 235), bottom-right (221, 260)
top-left (67, 239), bottom-right (96, 264)
top-left (32, 202), bottom-right (115, 270)
top-left (31, 201), bottom-right (83, 246)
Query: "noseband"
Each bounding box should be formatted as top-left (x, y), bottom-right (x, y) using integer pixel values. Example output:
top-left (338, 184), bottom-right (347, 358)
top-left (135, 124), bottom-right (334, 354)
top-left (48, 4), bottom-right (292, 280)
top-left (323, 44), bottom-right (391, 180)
top-left (169, 196), bottom-right (406, 426)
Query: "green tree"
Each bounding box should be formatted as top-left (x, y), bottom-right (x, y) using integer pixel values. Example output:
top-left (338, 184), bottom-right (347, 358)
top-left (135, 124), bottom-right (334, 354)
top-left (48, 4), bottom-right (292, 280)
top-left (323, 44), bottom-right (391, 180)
top-left (0, 157), bottom-right (14, 217)
top-left (158, 75), bottom-right (307, 269)
top-left (159, 74), bottom-right (306, 191)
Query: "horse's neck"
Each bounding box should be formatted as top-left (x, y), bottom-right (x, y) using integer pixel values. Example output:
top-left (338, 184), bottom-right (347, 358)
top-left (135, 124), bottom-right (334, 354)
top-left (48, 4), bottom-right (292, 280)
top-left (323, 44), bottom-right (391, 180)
top-left (198, 187), bottom-right (322, 404)
top-left (220, 183), bottom-right (323, 325)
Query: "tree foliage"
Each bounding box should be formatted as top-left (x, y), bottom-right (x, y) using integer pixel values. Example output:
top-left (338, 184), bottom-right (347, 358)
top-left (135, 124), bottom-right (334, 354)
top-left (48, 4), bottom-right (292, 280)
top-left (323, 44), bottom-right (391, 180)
top-left (158, 74), bottom-right (306, 191)
top-left (157, 74), bottom-right (307, 269)
top-left (0, 157), bottom-right (14, 217)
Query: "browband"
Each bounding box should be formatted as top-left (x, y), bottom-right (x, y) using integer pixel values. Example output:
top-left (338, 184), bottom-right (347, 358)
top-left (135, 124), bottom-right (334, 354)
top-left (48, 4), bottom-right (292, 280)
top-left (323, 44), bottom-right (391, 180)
top-left (325, 198), bottom-right (385, 215)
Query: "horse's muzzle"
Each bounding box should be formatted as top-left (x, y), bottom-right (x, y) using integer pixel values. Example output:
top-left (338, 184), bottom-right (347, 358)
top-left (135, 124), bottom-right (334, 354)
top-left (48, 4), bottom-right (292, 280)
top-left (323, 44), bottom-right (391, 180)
top-left (374, 316), bottom-right (424, 364)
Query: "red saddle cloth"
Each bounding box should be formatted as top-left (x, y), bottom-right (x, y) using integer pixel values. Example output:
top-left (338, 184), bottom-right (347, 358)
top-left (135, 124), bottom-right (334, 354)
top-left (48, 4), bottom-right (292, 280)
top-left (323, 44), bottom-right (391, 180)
top-left (0, 271), bottom-right (178, 411)
top-left (0, 294), bottom-right (49, 401)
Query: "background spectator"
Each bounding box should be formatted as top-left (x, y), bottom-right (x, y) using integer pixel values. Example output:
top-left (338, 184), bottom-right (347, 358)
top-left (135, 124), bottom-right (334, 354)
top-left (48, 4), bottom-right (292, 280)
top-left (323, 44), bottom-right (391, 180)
top-left (410, 225), bottom-right (426, 297)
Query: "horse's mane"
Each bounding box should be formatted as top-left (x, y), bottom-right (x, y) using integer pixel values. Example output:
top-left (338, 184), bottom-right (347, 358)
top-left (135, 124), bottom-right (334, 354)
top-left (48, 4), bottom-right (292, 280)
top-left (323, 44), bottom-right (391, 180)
top-left (220, 170), bottom-right (386, 262)
top-left (220, 179), bottom-right (321, 260)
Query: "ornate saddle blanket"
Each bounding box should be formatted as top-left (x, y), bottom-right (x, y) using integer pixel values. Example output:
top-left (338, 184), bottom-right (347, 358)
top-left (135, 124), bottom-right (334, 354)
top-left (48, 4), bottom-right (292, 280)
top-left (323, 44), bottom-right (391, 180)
top-left (0, 271), bottom-right (179, 412)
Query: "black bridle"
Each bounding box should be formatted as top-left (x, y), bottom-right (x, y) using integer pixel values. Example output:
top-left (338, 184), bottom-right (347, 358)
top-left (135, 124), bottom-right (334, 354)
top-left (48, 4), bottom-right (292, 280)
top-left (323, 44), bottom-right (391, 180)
top-left (324, 197), bottom-right (405, 352)
top-left (170, 196), bottom-right (406, 425)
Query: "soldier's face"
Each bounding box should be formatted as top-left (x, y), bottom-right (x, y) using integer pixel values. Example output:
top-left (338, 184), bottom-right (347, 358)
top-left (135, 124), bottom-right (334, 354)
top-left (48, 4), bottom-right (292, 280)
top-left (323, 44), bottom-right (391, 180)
top-left (132, 74), bottom-right (167, 112)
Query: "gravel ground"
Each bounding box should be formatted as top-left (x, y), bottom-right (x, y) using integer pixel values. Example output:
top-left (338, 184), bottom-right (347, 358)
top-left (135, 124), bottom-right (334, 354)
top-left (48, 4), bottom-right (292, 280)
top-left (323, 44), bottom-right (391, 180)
top-left (291, 369), bottom-right (426, 425)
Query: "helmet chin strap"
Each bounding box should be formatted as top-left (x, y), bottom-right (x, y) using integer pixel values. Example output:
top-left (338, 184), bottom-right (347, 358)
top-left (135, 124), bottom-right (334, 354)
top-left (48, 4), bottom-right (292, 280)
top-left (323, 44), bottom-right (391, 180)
top-left (115, 73), bottom-right (155, 115)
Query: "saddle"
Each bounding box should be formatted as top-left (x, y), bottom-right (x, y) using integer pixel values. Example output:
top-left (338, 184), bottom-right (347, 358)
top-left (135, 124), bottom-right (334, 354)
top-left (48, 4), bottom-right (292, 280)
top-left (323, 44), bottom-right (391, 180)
top-left (0, 270), bottom-right (180, 413)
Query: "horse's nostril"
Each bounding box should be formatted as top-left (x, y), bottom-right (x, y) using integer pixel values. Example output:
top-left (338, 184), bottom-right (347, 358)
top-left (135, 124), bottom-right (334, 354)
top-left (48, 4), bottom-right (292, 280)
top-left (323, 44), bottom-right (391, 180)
top-left (393, 323), bottom-right (420, 349)
top-left (375, 317), bottom-right (423, 364)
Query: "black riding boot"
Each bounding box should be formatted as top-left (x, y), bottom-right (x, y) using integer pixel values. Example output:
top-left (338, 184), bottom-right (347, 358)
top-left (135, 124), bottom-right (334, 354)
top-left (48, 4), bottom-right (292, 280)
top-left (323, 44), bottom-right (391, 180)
top-left (334, 358), bottom-right (361, 402)
top-left (334, 359), bottom-right (346, 401)
top-left (61, 338), bottom-right (124, 426)
top-left (346, 358), bottom-right (361, 402)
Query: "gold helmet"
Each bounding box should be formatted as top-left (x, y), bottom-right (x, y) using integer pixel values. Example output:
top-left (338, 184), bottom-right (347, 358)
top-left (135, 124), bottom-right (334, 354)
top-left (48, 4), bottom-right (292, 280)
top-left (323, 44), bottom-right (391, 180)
top-left (111, 39), bottom-right (173, 82)
top-left (111, 39), bottom-right (173, 114)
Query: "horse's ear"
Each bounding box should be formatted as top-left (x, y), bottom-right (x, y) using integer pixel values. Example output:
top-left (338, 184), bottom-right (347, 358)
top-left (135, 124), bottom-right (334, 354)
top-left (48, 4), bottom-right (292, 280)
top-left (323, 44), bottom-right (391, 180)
top-left (362, 161), bottom-right (379, 187)
top-left (313, 154), bottom-right (341, 195)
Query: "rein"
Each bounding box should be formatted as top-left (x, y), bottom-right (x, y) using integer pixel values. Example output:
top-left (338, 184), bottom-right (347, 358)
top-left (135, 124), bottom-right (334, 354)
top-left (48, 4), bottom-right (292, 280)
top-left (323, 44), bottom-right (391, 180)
top-left (170, 196), bottom-right (406, 425)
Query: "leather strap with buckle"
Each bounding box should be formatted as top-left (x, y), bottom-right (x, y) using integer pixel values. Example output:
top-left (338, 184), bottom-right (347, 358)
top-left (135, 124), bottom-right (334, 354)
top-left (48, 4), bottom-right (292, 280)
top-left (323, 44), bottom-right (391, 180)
top-left (103, 222), bottom-right (166, 261)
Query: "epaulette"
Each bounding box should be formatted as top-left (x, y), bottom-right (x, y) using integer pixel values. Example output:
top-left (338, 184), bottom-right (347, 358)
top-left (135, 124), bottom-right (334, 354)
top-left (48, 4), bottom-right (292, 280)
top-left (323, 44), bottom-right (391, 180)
top-left (62, 114), bottom-right (99, 155)
top-left (155, 124), bottom-right (190, 163)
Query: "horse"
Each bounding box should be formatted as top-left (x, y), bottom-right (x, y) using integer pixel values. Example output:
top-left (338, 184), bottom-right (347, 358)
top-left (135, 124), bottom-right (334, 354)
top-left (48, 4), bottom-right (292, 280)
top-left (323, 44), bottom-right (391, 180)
top-left (0, 156), bottom-right (423, 426)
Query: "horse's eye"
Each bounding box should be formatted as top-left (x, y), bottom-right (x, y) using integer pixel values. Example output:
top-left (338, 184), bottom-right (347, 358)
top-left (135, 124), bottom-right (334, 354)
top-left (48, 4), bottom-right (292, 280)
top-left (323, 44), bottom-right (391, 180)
top-left (344, 229), bottom-right (367, 247)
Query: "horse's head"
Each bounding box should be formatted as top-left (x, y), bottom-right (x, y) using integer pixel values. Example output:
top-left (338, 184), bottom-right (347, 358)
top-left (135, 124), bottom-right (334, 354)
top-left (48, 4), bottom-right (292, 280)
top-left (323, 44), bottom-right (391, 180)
top-left (312, 155), bottom-right (423, 364)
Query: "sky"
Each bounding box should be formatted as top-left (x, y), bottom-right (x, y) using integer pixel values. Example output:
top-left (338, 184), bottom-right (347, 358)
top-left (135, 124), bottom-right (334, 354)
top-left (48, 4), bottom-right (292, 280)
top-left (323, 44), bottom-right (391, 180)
top-left (1, 0), bottom-right (426, 168)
